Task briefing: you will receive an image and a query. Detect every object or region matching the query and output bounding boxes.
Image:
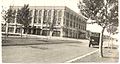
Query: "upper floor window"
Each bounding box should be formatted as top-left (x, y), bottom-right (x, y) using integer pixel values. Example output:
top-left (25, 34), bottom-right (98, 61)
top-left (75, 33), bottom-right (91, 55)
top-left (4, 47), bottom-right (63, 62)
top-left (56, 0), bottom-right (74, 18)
top-left (44, 10), bottom-right (47, 16)
top-left (58, 10), bottom-right (62, 17)
top-left (70, 21), bottom-right (72, 27)
top-left (54, 10), bottom-right (57, 16)
top-left (48, 10), bottom-right (51, 16)
top-left (43, 10), bottom-right (47, 22)
top-left (66, 12), bottom-right (69, 18)
top-left (39, 10), bottom-right (42, 17)
top-left (74, 16), bottom-right (76, 20)
top-left (70, 14), bottom-right (72, 19)
top-left (66, 20), bottom-right (69, 27)
top-left (8, 27), bottom-right (14, 32)
top-left (2, 24), bottom-right (6, 32)
top-left (34, 9), bottom-right (38, 23)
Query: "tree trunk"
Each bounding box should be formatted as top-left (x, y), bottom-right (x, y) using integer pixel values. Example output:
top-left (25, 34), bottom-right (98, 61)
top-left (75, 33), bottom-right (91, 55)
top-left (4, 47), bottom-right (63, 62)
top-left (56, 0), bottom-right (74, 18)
top-left (40, 29), bottom-right (43, 35)
top-left (4, 23), bottom-right (8, 43)
top-left (26, 27), bottom-right (29, 38)
top-left (99, 27), bottom-right (105, 57)
top-left (20, 26), bottom-right (23, 38)
top-left (49, 30), bottom-right (53, 37)
top-left (6, 23), bottom-right (9, 37)
top-left (108, 33), bottom-right (111, 49)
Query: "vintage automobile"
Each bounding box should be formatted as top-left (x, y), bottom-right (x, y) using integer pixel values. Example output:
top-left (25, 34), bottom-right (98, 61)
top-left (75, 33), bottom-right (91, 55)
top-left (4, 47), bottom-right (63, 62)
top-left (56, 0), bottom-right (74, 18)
top-left (89, 32), bottom-right (100, 47)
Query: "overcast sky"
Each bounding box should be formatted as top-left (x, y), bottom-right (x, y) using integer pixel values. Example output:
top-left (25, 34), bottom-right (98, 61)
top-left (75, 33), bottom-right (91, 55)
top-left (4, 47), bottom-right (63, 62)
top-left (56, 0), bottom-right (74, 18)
top-left (1, 0), bottom-right (79, 13)
top-left (1, 0), bottom-right (117, 36)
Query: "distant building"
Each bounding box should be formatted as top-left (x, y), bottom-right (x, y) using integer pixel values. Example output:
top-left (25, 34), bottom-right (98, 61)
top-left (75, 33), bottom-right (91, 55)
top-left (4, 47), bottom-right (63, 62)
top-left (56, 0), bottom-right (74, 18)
top-left (86, 30), bottom-right (91, 39)
top-left (86, 31), bottom-right (110, 40)
top-left (1, 6), bottom-right (87, 39)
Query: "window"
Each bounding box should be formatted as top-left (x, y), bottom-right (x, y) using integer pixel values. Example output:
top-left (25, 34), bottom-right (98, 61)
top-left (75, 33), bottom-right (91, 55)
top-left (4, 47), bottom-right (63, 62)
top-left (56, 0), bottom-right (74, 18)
top-left (48, 17), bottom-right (51, 21)
top-left (39, 10), bottom-right (42, 17)
top-left (47, 10), bottom-right (51, 22)
top-left (16, 28), bottom-right (21, 33)
top-left (66, 12), bottom-right (69, 18)
top-left (38, 10), bottom-right (42, 23)
top-left (76, 23), bottom-right (78, 28)
top-left (63, 19), bottom-right (66, 25)
top-left (81, 26), bottom-right (82, 30)
top-left (48, 10), bottom-right (51, 16)
top-left (66, 20), bottom-right (69, 27)
top-left (34, 9), bottom-right (38, 23)
top-left (42, 30), bottom-right (49, 36)
top-left (8, 27), bottom-right (14, 32)
top-left (71, 15), bottom-right (73, 20)
top-left (70, 14), bottom-right (72, 19)
top-left (74, 16), bottom-right (76, 20)
top-left (54, 10), bottom-right (57, 16)
top-left (70, 30), bottom-right (72, 37)
top-left (38, 17), bottom-right (41, 23)
top-left (2, 24), bottom-right (6, 32)
top-left (79, 24), bottom-right (81, 29)
top-left (43, 10), bottom-right (47, 23)
top-left (58, 10), bottom-right (62, 17)
top-left (74, 22), bottom-right (75, 28)
top-left (10, 18), bottom-right (15, 23)
top-left (53, 18), bottom-right (57, 25)
top-left (44, 10), bottom-right (47, 16)
top-left (52, 31), bottom-right (60, 36)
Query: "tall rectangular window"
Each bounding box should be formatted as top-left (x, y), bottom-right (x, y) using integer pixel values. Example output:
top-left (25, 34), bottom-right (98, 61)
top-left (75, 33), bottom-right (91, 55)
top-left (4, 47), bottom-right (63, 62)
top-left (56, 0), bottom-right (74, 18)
top-left (48, 10), bottom-right (51, 16)
top-left (70, 21), bottom-right (72, 27)
top-left (38, 10), bottom-right (42, 23)
top-left (54, 10), bottom-right (57, 16)
top-left (66, 12), bottom-right (69, 18)
top-left (34, 9), bottom-right (38, 23)
top-left (2, 24), bottom-right (6, 32)
top-left (43, 10), bottom-right (47, 24)
top-left (58, 10), bottom-right (62, 17)
top-left (66, 20), bottom-right (69, 27)
top-left (48, 10), bottom-right (51, 23)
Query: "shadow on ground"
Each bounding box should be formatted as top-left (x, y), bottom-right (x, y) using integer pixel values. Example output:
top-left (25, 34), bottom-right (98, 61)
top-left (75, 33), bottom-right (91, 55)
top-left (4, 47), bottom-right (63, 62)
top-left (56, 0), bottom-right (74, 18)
top-left (2, 37), bottom-right (83, 46)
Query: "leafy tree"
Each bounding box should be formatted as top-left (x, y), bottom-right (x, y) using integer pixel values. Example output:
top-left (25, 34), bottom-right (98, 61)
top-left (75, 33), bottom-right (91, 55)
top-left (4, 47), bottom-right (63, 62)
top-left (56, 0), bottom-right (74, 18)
top-left (16, 4), bottom-right (32, 37)
top-left (106, 25), bottom-right (118, 48)
top-left (2, 6), bottom-right (16, 37)
top-left (78, 0), bottom-right (104, 20)
top-left (78, 0), bottom-right (118, 57)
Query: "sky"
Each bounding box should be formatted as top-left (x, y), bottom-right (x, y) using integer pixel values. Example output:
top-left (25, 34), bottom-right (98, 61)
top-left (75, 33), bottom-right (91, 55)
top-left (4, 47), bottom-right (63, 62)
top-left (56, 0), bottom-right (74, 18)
top-left (0, 0), bottom-right (118, 37)
top-left (0, 0), bottom-right (79, 13)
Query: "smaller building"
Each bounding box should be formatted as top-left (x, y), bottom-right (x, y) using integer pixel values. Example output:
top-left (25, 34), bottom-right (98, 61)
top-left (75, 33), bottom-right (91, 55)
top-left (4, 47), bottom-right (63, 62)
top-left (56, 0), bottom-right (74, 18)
top-left (86, 30), bottom-right (101, 39)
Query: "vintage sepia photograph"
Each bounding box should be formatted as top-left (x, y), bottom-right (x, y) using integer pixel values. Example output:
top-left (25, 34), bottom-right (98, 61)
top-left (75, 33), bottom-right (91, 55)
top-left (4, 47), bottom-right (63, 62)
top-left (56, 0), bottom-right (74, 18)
top-left (1, 0), bottom-right (119, 63)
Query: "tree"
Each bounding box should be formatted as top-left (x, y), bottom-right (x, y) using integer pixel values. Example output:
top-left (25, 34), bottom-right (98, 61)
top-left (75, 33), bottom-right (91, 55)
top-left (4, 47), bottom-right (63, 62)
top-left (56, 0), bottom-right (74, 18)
top-left (78, 0), bottom-right (118, 57)
top-left (2, 6), bottom-right (16, 37)
top-left (107, 25), bottom-right (118, 49)
top-left (78, 0), bottom-right (104, 21)
top-left (16, 4), bottom-right (32, 37)
top-left (97, 0), bottom-right (118, 57)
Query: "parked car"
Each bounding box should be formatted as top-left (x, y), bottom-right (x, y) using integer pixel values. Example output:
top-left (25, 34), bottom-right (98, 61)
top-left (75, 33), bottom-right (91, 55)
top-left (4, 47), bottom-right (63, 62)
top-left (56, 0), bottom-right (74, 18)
top-left (89, 32), bottom-right (100, 47)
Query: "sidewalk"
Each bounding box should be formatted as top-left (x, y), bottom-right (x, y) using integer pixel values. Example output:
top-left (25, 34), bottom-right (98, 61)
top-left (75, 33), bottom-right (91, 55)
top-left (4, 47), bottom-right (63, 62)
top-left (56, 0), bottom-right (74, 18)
top-left (71, 48), bottom-right (119, 63)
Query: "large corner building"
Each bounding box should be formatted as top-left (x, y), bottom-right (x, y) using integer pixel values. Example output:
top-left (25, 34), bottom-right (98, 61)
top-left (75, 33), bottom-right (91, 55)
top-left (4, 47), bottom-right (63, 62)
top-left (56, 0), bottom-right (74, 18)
top-left (2, 6), bottom-right (87, 39)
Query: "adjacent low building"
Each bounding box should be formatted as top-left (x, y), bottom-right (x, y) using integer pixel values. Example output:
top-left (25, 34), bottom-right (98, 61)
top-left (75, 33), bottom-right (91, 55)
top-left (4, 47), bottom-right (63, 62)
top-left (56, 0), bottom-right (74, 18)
top-left (1, 6), bottom-right (87, 39)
